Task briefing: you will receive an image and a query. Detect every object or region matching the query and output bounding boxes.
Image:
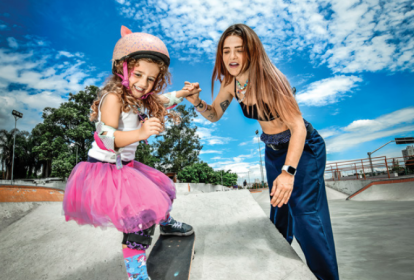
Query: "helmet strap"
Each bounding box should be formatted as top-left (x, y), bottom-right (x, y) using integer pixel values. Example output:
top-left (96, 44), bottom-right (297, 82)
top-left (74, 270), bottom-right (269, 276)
top-left (115, 61), bottom-right (131, 90)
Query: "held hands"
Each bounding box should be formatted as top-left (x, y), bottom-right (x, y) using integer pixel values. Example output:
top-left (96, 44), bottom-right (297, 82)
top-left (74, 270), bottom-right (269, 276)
top-left (270, 171), bottom-right (294, 208)
top-left (183, 81), bottom-right (201, 105)
top-left (138, 117), bottom-right (163, 140)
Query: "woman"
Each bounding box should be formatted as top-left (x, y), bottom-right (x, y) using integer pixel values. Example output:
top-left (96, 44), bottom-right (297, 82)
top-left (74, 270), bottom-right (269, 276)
top-left (186, 24), bottom-right (339, 280)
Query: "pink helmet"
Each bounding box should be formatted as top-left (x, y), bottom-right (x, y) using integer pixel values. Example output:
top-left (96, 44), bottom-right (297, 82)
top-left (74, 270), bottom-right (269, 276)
top-left (112, 26), bottom-right (170, 96)
top-left (112, 26), bottom-right (170, 72)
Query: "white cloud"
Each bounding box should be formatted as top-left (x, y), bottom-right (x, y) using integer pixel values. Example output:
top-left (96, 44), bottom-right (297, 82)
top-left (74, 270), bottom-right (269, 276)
top-left (7, 37), bottom-right (18, 49)
top-left (0, 90), bottom-right (67, 131)
top-left (0, 35), bottom-right (103, 131)
top-left (239, 136), bottom-right (263, 146)
top-left (344, 108), bottom-right (414, 133)
top-left (318, 128), bottom-right (341, 139)
top-left (323, 107), bottom-right (414, 153)
top-left (209, 159), bottom-right (267, 185)
top-left (196, 126), bottom-right (233, 145)
top-left (116, 0), bottom-right (414, 73)
top-left (193, 115), bottom-right (214, 126)
top-left (296, 75), bottom-right (362, 106)
top-left (200, 150), bottom-right (223, 154)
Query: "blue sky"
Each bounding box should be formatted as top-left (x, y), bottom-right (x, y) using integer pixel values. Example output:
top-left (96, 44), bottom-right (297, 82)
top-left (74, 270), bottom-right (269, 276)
top-left (0, 0), bottom-right (413, 184)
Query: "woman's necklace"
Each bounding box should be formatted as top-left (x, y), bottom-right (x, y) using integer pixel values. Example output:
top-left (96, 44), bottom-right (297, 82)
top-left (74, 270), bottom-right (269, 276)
top-left (236, 79), bottom-right (248, 103)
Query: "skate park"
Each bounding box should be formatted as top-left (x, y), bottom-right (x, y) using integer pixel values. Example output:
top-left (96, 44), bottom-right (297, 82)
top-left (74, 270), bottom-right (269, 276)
top-left (1, 178), bottom-right (414, 280)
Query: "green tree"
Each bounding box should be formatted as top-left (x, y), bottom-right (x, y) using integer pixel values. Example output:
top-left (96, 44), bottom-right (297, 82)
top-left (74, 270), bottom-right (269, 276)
top-left (135, 141), bottom-right (159, 168)
top-left (33, 86), bottom-right (98, 179)
top-left (0, 128), bottom-right (32, 179)
top-left (178, 162), bottom-right (238, 186)
top-left (215, 169), bottom-right (238, 186)
top-left (178, 162), bottom-right (216, 183)
top-left (154, 105), bottom-right (202, 173)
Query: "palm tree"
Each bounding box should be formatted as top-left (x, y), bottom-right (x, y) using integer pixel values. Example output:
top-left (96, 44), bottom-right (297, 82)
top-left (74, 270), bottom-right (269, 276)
top-left (21, 128), bottom-right (42, 178)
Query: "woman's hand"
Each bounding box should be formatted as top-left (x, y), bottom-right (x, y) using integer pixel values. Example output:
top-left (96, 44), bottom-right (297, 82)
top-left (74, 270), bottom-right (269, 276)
top-left (138, 117), bottom-right (163, 140)
top-left (270, 172), bottom-right (294, 208)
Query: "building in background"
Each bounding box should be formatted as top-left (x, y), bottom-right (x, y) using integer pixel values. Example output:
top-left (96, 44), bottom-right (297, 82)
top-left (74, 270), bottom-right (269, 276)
top-left (402, 145), bottom-right (414, 158)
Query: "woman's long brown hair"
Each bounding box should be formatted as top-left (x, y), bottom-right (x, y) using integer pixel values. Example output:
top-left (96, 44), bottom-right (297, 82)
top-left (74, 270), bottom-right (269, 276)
top-left (90, 58), bottom-right (179, 127)
top-left (212, 24), bottom-right (301, 122)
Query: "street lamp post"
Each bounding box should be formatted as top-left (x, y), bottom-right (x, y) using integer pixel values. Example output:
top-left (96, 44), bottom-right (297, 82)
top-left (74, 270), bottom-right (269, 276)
top-left (255, 130), bottom-right (265, 186)
top-left (11, 110), bottom-right (23, 184)
top-left (367, 137), bottom-right (414, 176)
top-left (248, 170), bottom-right (251, 187)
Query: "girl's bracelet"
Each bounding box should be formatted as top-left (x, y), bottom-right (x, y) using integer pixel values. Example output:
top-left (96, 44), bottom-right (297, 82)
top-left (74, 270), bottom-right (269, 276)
top-left (196, 100), bottom-right (208, 113)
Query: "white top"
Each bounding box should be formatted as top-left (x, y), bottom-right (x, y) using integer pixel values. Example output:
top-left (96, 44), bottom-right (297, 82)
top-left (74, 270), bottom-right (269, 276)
top-left (88, 93), bottom-right (142, 162)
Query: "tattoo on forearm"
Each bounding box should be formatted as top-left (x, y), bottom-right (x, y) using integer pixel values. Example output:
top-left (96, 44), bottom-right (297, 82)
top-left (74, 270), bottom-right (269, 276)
top-left (207, 113), bottom-right (215, 120)
top-left (196, 101), bottom-right (204, 109)
top-left (220, 100), bottom-right (230, 113)
top-left (206, 105), bottom-right (212, 111)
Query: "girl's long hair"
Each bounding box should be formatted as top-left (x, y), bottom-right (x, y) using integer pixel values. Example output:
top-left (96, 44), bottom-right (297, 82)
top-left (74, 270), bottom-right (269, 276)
top-left (90, 58), bottom-right (179, 126)
top-left (212, 24), bottom-right (301, 122)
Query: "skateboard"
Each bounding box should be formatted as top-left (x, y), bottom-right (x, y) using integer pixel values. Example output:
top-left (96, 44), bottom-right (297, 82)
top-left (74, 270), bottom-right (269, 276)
top-left (147, 233), bottom-right (195, 280)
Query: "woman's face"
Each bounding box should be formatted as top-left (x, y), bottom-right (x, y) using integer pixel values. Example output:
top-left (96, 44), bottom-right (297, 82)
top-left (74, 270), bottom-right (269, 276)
top-left (223, 35), bottom-right (246, 77)
top-left (128, 60), bottom-right (160, 99)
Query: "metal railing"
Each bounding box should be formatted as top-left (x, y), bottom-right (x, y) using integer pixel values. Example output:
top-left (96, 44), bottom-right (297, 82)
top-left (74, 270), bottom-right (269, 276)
top-left (325, 156), bottom-right (414, 181)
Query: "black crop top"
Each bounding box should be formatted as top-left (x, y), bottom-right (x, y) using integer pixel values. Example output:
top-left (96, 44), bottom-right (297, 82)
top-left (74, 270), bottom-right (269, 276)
top-left (234, 80), bottom-right (278, 121)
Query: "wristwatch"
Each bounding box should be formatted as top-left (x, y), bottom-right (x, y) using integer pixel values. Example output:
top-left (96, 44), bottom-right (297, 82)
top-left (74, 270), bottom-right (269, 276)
top-left (282, 165), bottom-right (297, 176)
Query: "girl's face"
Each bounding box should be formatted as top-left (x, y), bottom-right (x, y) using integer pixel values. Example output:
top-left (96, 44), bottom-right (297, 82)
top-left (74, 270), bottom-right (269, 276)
top-left (129, 60), bottom-right (160, 99)
top-left (223, 35), bottom-right (246, 77)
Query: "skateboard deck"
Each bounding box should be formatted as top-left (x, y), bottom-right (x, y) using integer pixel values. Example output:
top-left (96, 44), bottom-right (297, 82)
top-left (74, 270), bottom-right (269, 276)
top-left (147, 233), bottom-right (195, 280)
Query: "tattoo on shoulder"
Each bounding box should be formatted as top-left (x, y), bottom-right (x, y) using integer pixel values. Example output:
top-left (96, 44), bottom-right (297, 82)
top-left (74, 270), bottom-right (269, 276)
top-left (220, 100), bottom-right (230, 113)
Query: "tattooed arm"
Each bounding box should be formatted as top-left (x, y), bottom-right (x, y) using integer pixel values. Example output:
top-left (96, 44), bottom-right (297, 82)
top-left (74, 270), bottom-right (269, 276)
top-left (186, 81), bottom-right (233, 123)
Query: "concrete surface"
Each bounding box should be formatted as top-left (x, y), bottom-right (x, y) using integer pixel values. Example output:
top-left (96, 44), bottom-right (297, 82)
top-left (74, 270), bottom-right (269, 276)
top-left (251, 187), bottom-right (414, 280)
top-left (325, 186), bottom-right (348, 200)
top-left (350, 181), bottom-right (414, 201)
top-left (1, 180), bottom-right (67, 191)
top-left (0, 190), bottom-right (315, 280)
top-left (325, 179), bottom-right (373, 195)
top-left (175, 183), bottom-right (226, 193)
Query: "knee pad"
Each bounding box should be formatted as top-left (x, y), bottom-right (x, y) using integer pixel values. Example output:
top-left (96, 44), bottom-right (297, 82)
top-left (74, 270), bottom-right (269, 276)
top-left (122, 225), bottom-right (156, 249)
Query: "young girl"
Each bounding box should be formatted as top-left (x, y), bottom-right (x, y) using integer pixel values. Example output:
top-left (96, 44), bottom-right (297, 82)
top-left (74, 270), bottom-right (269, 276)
top-left (186, 24), bottom-right (339, 280)
top-left (63, 26), bottom-right (198, 280)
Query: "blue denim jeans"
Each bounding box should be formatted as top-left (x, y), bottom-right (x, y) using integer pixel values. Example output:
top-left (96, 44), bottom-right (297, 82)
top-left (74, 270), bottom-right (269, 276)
top-left (265, 129), bottom-right (339, 280)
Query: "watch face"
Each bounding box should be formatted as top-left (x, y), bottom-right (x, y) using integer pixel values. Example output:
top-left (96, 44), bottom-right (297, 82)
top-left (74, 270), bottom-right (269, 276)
top-left (287, 166), bottom-right (296, 174)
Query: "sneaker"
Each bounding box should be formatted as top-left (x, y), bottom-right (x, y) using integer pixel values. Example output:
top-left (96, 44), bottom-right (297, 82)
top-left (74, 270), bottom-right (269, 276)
top-left (160, 217), bottom-right (194, 236)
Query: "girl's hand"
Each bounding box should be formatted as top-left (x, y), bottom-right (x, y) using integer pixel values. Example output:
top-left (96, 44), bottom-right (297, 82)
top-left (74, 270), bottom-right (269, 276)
top-left (270, 172), bottom-right (294, 208)
top-left (138, 117), bottom-right (163, 140)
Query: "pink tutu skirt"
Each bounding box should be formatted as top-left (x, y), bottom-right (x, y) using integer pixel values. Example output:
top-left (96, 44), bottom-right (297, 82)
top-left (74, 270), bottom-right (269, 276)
top-left (63, 160), bottom-right (176, 233)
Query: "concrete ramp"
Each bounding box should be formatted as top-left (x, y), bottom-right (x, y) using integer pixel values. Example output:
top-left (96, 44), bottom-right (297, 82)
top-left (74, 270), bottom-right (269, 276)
top-left (0, 190), bottom-right (314, 280)
top-left (325, 187), bottom-right (348, 200)
top-left (350, 180), bottom-right (414, 201)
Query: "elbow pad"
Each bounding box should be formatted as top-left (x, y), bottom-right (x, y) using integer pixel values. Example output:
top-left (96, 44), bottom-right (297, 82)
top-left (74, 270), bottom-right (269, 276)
top-left (162, 91), bottom-right (183, 109)
top-left (94, 121), bottom-right (124, 169)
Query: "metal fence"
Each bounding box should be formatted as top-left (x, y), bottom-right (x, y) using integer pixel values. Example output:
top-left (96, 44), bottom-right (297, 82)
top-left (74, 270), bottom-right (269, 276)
top-left (325, 156), bottom-right (414, 181)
